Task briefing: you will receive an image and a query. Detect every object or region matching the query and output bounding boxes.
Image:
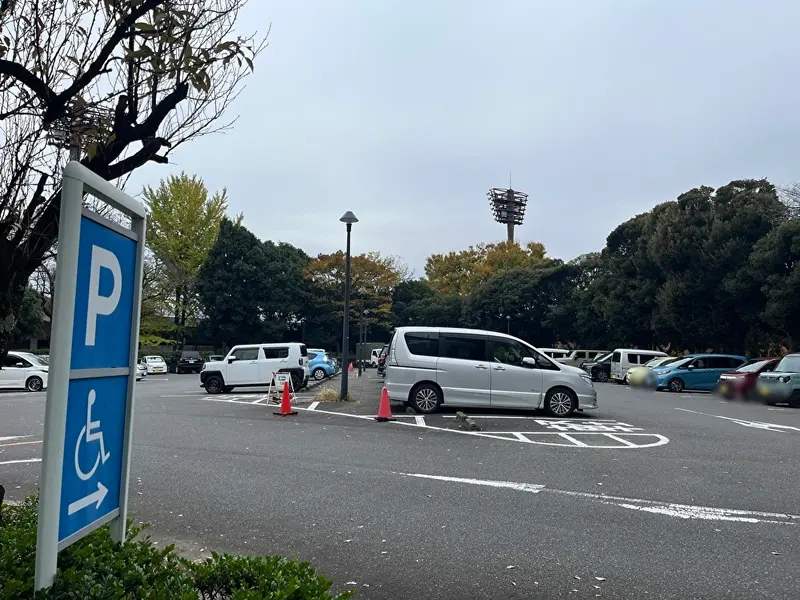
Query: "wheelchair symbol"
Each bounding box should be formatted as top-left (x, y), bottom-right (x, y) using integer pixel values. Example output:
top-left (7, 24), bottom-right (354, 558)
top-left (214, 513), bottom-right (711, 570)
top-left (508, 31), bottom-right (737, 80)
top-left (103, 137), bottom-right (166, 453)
top-left (74, 389), bottom-right (110, 481)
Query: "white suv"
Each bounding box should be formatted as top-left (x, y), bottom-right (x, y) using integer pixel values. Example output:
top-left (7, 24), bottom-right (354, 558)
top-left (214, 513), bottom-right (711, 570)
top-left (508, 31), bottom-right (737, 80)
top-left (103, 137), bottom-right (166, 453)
top-left (1, 351), bottom-right (49, 392)
top-left (200, 343), bottom-right (309, 394)
top-left (385, 327), bottom-right (597, 416)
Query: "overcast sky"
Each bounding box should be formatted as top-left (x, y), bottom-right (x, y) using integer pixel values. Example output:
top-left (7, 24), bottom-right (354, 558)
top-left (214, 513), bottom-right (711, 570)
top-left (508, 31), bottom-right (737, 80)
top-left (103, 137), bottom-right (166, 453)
top-left (130, 0), bottom-right (800, 276)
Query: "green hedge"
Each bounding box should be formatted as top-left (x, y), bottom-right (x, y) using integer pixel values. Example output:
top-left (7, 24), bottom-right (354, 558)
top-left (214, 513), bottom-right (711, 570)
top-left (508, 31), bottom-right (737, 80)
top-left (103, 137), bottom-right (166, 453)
top-left (0, 496), bottom-right (353, 600)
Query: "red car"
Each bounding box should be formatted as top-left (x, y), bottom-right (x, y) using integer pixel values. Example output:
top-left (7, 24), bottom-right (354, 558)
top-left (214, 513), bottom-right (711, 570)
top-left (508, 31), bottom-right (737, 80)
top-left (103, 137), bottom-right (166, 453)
top-left (717, 357), bottom-right (780, 400)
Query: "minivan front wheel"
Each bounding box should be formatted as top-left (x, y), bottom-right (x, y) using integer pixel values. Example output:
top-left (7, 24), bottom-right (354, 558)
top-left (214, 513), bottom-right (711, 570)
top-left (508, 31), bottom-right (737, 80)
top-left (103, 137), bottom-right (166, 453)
top-left (544, 387), bottom-right (576, 417)
top-left (410, 383), bottom-right (442, 414)
top-left (595, 369), bottom-right (609, 382)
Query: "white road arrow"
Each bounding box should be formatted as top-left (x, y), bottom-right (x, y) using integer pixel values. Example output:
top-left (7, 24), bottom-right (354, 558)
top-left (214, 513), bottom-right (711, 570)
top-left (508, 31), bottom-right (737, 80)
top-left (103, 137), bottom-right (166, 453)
top-left (67, 481), bottom-right (108, 515)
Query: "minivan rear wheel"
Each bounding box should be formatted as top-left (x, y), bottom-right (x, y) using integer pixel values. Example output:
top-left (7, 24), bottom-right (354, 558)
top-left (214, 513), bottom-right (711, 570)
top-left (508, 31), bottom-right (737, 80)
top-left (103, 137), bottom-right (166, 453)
top-left (410, 383), bottom-right (442, 414)
top-left (544, 387), bottom-right (576, 417)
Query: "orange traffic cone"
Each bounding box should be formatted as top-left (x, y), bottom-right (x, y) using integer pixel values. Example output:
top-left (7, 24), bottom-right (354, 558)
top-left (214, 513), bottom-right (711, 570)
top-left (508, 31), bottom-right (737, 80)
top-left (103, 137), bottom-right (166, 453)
top-left (273, 381), bottom-right (297, 416)
top-left (375, 387), bottom-right (395, 422)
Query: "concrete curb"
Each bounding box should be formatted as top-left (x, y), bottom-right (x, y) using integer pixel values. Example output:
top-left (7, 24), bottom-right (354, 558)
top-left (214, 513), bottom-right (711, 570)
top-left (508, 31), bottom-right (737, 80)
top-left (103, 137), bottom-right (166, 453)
top-left (455, 411), bottom-right (482, 431)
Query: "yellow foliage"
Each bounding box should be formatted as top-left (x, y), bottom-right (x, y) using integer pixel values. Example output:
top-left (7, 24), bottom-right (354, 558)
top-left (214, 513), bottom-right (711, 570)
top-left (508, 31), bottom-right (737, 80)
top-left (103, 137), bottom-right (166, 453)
top-left (424, 241), bottom-right (550, 295)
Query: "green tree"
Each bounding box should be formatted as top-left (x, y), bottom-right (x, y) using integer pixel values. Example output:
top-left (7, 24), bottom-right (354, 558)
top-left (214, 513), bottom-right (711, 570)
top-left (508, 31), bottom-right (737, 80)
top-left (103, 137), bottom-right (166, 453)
top-left (11, 287), bottom-right (46, 346)
top-left (462, 262), bottom-right (573, 345)
top-left (391, 280), bottom-right (464, 328)
top-left (143, 173), bottom-right (228, 346)
top-left (196, 219), bottom-right (310, 349)
top-left (748, 220), bottom-right (800, 349)
top-left (0, 0), bottom-right (264, 358)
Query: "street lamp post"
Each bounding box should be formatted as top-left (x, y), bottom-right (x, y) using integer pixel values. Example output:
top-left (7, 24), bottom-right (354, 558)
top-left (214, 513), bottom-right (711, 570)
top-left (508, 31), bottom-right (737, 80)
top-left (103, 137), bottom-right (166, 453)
top-left (506, 315), bottom-right (511, 334)
top-left (339, 211), bottom-right (358, 399)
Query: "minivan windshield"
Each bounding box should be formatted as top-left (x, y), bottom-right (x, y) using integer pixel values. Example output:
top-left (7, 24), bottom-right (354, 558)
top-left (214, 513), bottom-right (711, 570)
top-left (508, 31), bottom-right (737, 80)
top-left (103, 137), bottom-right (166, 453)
top-left (775, 356), bottom-right (800, 373)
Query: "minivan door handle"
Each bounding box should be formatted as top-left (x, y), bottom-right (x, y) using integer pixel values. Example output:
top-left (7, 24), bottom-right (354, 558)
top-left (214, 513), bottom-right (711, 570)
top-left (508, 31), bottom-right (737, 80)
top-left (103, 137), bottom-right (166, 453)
top-left (493, 366), bottom-right (505, 371)
top-left (475, 364), bottom-right (488, 370)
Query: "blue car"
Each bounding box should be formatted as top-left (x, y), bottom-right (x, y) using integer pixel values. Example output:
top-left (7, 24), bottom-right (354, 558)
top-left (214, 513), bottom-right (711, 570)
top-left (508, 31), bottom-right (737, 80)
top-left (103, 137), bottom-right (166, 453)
top-left (653, 354), bottom-right (747, 393)
top-left (308, 351), bottom-right (336, 381)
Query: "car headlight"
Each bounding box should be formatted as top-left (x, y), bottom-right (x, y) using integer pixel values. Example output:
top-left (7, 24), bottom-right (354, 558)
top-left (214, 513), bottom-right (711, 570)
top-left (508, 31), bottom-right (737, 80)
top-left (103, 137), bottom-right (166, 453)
top-left (580, 374), bottom-right (593, 387)
top-left (779, 375), bottom-right (791, 383)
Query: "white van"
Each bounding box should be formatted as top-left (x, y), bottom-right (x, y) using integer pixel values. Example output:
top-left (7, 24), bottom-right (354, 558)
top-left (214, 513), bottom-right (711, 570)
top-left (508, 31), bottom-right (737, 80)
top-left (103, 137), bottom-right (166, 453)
top-left (610, 348), bottom-right (667, 383)
top-left (200, 342), bottom-right (309, 393)
top-left (537, 348), bottom-right (571, 363)
top-left (385, 327), bottom-right (597, 416)
top-left (560, 350), bottom-right (610, 367)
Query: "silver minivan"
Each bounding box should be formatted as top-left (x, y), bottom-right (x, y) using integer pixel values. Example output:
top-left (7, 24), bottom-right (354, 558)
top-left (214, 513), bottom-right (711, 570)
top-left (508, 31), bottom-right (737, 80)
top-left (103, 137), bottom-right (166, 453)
top-left (385, 327), bottom-right (598, 416)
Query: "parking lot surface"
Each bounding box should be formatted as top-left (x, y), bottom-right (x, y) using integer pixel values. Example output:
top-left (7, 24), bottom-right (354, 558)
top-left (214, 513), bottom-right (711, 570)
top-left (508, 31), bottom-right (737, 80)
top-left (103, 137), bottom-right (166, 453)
top-left (2, 372), bottom-right (799, 599)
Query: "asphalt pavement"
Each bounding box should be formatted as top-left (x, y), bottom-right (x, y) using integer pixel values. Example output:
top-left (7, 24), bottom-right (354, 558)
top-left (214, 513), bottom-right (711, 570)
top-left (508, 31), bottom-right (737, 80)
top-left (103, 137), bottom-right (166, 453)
top-left (2, 372), bottom-right (799, 599)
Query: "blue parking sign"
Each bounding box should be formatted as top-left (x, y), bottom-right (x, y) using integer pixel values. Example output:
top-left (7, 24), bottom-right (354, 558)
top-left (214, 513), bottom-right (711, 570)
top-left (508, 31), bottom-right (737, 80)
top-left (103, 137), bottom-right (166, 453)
top-left (35, 163), bottom-right (146, 590)
top-left (59, 376), bottom-right (127, 541)
top-left (70, 217), bottom-right (136, 370)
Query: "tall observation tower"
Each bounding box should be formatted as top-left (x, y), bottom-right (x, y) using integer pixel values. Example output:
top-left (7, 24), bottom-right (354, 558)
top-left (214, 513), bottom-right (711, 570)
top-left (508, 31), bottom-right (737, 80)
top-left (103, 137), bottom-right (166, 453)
top-left (487, 187), bottom-right (528, 243)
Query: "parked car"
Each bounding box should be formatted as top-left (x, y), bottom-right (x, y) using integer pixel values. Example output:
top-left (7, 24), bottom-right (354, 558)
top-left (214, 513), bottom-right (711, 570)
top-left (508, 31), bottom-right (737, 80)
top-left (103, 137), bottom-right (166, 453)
top-left (560, 349), bottom-right (610, 367)
top-left (200, 342), bottom-right (309, 394)
top-left (580, 352), bottom-right (612, 382)
top-left (716, 357), bottom-right (780, 400)
top-left (308, 351), bottom-right (335, 380)
top-left (142, 355), bottom-right (168, 374)
top-left (627, 356), bottom-right (680, 387)
top-left (755, 354), bottom-right (800, 407)
top-left (384, 327), bottom-right (597, 417)
top-left (136, 363), bottom-right (147, 381)
top-left (369, 348), bottom-right (382, 367)
top-left (0, 351), bottom-right (49, 391)
top-left (175, 350), bottom-right (203, 374)
top-left (653, 354), bottom-right (747, 392)
top-left (610, 349), bottom-right (668, 383)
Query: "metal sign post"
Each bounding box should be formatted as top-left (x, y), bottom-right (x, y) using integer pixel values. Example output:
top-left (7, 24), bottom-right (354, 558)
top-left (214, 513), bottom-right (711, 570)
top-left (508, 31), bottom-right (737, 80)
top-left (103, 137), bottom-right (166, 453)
top-left (34, 162), bottom-right (146, 591)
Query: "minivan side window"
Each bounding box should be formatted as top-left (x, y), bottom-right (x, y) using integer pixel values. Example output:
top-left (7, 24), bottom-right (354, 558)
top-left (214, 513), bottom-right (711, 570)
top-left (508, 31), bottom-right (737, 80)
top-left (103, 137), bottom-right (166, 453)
top-left (232, 347), bottom-right (260, 361)
top-left (404, 333), bottom-right (439, 357)
top-left (627, 353), bottom-right (639, 364)
top-left (441, 335), bottom-right (487, 362)
top-left (612, 351), bottom-right (621, 362)
top-left (263, 347), bottom-right (289, 359)
top-left (490, 338), bottom-right (535, 366)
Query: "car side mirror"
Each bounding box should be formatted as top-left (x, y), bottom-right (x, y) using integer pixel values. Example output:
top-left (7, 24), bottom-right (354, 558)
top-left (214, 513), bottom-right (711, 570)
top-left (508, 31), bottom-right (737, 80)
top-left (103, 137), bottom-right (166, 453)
top-left (687, 365), bottom-right (695, 370)
top-left (522, 357), bottom-right (537, 368)
top-left (15, 362), bottom-right (25, 368)
top-left (228, 357), bottom-right (237, 364)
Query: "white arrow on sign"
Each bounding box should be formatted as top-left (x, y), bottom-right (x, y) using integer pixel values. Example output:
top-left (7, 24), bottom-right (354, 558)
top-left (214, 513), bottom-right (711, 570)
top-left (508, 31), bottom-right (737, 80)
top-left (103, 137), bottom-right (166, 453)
top-left (67, 481), bottom-right (108, 515)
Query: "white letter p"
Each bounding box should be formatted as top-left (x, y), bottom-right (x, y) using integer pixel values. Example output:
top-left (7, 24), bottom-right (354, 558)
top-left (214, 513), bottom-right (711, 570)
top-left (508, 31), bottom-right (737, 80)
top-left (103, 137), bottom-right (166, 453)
top-left (85, 246), bottom-right (122, 346)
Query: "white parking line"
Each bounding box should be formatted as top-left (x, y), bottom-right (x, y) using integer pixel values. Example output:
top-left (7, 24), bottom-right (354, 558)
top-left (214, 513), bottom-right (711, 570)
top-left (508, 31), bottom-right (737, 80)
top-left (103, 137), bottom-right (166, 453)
top-left (396, 472), bottom-right (800, 526)
top-left (308, 402), bottom-right (320, 411)
top-left (676, 408), bottom-right (800, 433)
top-left (414, 416), bottom-right (426, 426)
top-left (0, 458), bottom-right (42, 466)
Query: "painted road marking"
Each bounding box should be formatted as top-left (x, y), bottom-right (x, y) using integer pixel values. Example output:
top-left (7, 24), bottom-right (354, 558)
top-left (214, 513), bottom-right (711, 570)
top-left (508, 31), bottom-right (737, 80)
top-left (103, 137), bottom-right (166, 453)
top-left (200, 397), bottom-right (669, 449)
top-left (397, 472), bottom-right (545, 493)
top-left (676, 408), bottom-right (800, 433)
top-left (396, 472), bottom-right (800, 526)
top-left (0, 435), bottom-right (31, 442)
top-left (414, 416), bottom-right (426, 426)
top-left (308, 402), bottom-right (320, 411)
top-left (0, 440), bottom-right (42, 448)
top-left (0, 458), bottom-right (42, 466)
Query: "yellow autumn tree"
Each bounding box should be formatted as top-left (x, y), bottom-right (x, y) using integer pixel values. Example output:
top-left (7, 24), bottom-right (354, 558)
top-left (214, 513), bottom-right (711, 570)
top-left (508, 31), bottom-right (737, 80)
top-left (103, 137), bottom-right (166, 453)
top-left (143, 173), bottom-right (228, 345)
top-left (424, 241), bottom-right (549, 295)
